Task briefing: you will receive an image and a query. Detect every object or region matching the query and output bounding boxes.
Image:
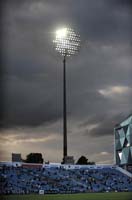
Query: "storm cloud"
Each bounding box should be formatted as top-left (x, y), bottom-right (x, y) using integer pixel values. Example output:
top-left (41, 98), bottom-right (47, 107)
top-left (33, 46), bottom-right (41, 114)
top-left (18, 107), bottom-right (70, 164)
top-left (0, 0), bottom-right (132, 163)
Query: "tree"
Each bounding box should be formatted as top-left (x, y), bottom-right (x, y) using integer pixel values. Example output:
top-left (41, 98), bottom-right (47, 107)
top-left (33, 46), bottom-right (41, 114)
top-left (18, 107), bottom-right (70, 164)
top-left (24, 153), bottom-right (44, 163)
top-left (76, 156), bottom-right (95, 165)
top-left (76, 156), bottom-right (88, 165)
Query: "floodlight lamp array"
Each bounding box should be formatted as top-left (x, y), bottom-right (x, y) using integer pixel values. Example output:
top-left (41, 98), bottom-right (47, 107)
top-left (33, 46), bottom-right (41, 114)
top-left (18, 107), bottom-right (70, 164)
top-left (53, 28), bottom-right (80, 56)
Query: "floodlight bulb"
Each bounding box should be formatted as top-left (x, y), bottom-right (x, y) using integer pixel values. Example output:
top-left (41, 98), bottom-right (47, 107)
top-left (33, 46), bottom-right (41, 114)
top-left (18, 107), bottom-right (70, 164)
top-left (56, 28), bottom-right (67, 39)
top-left (54, 27), bottom-right (80, 56)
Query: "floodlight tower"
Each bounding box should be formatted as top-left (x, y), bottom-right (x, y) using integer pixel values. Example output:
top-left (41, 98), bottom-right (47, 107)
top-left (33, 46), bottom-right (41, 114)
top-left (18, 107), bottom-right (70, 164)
top-left (53, 27), bottom-right (80, 164)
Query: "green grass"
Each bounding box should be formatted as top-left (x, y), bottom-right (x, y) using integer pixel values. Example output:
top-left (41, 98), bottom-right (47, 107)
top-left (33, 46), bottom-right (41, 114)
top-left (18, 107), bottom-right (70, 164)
top-left (1, 192), bottom-right (132, 200)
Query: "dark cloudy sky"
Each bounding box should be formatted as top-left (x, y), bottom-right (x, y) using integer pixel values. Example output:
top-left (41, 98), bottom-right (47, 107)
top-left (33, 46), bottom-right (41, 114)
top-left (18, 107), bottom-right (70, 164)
top-left (0, 0), bottom-right (132, 164)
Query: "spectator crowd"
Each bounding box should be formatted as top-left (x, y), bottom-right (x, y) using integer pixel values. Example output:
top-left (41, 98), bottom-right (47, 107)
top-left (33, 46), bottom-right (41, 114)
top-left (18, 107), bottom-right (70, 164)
top-left (0, 165), bottom-right (132, 194)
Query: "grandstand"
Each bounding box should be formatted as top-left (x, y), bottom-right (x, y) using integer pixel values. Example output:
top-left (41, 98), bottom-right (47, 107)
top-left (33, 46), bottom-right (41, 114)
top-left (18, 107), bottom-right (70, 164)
top-left (0, 162), bottom-right (132, 194)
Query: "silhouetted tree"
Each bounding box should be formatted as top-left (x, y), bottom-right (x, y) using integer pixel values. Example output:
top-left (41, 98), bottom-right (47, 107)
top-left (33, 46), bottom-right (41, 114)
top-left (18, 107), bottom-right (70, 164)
top-left (76, 156), bottom-right (95, 165)
top-left (76, 156), bottom-right (88, 165)
top-left (24, 153), bottom-right (44, 163)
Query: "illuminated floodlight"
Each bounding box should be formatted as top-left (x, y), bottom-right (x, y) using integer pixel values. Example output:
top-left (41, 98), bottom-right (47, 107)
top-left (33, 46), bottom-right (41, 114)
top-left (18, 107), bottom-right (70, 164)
top-left (56, 28), bottom-right (68, 39)
top-left (53, 27), bottom-right (80, 56)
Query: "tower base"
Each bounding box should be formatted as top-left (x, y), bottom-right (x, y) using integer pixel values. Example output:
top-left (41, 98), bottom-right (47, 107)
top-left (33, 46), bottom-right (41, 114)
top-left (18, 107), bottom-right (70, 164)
top-left (62, 156), bottom-right (74, 164)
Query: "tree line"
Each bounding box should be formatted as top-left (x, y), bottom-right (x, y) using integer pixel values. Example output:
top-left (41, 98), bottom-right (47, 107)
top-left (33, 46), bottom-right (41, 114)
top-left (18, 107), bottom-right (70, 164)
top-left (23, 153), bottom-right (95, 165)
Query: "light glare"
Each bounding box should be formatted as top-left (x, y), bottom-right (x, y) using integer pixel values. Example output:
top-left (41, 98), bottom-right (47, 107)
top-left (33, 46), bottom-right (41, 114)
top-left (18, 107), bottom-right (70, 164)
top-left (53, 27), bottom-right (80, 56)
top-left (56, 28), bottom-right (67, 39)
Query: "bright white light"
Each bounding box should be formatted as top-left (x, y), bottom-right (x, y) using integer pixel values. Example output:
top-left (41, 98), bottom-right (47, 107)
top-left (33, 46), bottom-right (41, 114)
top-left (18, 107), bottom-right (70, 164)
top-left (56, 28), bottom-right (67, 39)
top-left (53, 27), bottom-right (80, 56)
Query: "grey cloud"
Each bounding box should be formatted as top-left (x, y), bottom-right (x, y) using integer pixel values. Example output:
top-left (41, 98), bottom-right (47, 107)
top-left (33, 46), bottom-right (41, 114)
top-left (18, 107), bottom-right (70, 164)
top-left (1, 0), bottom-right (132, 162)
top-left (85, 113), bottom-right (131, 137)
top-left (110, 0), bottom-right (132, 7)
top-left (2, 43), bottom-right (132, 127)
top-left (68, 0), bottom-right (132, 43)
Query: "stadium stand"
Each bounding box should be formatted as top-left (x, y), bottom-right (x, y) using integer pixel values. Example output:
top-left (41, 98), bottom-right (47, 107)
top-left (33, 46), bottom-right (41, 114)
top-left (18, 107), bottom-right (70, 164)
top-left (0, 163), bottom-right (132, 194)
